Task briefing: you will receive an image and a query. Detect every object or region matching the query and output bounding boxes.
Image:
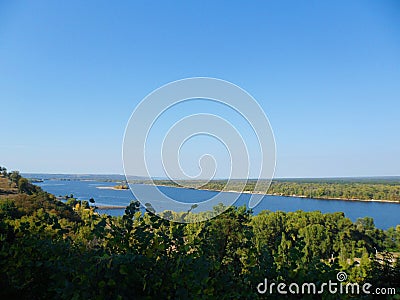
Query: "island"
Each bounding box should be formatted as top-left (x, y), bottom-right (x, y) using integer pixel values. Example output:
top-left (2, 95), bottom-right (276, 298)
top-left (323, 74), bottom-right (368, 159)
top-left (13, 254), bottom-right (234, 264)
top-left (96, 184), bottom-right (129, 190)
top-left (140, 178), bottom-right (400, 203)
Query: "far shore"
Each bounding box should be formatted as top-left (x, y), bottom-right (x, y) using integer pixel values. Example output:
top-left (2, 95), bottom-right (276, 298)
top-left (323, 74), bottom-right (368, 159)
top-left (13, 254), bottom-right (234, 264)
top-left (143, 183), bottom-right (400, 204)
top-left (96, 186), bottom-right (129, 191)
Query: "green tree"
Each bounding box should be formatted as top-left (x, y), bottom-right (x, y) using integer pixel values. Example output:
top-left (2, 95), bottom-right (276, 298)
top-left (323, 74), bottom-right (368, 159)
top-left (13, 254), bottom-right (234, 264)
top-left (9, 171), bottom-right (21, 186)
top-left (17, 178), bottom-right (29, 194)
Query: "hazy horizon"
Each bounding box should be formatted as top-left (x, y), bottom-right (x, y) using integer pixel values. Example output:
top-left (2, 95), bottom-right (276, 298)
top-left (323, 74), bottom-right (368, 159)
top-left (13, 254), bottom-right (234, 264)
top-left (20, 172), bottom-right (400, 181)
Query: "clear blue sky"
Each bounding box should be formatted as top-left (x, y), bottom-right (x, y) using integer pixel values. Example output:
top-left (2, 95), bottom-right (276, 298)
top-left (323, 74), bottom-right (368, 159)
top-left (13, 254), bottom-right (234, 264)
top-left (0, 1), bottom-right (399, 177)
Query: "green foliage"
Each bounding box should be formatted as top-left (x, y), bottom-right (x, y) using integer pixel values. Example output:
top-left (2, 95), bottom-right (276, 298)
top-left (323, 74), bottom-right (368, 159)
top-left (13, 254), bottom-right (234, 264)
top-left (267, 181), bottom-right (400, 202)
top-left (150, 178), bottom-right (400, 202)
top-left (0, 171), bottom-right (399, 298)
top-left (9, 171), bottom-right (21, 186)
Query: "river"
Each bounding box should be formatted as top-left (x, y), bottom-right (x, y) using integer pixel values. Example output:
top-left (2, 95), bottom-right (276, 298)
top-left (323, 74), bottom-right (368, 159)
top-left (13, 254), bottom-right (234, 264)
top-left (36, 179), bottom-right (400, 229)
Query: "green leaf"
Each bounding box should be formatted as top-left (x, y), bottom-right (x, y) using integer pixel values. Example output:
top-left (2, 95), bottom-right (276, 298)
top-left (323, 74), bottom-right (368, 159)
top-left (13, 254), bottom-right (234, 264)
top-left (119, 264), bottom-right (128, 275)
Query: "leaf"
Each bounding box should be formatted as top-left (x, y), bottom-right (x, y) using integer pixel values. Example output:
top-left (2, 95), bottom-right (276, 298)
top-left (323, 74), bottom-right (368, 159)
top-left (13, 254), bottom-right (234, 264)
top-left (119, 264), bottom-right (128, 275)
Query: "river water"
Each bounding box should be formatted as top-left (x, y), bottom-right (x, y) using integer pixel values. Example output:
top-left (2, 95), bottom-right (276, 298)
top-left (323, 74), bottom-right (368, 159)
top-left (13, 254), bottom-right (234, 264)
top-left (36, 179), bottom-right (400, 229)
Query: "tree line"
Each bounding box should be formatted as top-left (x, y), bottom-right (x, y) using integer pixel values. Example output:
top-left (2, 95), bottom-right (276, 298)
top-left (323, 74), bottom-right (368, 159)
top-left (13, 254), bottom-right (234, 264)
top-left (150, 178), bottom-right (400, 202)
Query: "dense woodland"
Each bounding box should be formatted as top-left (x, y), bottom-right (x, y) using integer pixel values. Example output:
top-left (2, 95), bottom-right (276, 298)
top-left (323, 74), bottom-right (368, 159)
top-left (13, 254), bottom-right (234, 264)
top-left (151, 178), bottom-right (400, 202)
top-left (0, 167), bottom-right (399, 299)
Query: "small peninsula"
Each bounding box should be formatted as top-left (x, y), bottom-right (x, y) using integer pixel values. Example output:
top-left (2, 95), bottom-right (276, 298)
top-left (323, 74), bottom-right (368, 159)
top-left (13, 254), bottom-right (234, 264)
top-left (96, 184), bottom-right (129, 190)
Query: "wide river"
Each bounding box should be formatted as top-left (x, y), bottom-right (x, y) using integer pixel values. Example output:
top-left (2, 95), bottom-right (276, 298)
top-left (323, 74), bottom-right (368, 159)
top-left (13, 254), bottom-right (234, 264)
top-left (37, 179), bottom-right (400, 229)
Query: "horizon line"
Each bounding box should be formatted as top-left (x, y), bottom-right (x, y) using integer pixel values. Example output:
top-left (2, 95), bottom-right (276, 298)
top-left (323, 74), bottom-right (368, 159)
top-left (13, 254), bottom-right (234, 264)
top-left (20, 172), bottom-right (400, 180)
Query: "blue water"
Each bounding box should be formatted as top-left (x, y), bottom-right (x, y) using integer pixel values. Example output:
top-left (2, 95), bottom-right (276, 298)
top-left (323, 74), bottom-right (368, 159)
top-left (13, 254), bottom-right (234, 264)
top-left (37, 180), bottom-right (400, 229)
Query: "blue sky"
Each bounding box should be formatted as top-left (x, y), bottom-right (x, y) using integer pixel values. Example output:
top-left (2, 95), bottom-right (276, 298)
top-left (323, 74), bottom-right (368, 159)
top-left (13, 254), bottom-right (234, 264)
top-left (0, 1), bottom-right (399, 177)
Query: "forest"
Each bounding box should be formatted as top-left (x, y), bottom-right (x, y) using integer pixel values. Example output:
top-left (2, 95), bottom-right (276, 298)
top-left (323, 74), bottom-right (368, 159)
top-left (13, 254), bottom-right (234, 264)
top-left (0, 168), bottom-right (399, 299)
top-left (150, 178), bottom-right (400, 202)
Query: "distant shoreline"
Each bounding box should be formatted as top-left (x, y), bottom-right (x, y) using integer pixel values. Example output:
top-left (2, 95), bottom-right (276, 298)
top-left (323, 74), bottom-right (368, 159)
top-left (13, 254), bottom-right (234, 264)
top-left (96, 186), bottom-right (129, 191)
top-left (146, 184), bottom-right (400, 204)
